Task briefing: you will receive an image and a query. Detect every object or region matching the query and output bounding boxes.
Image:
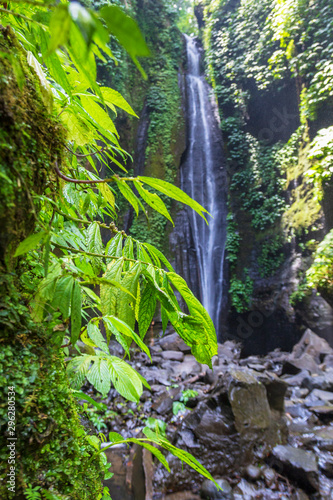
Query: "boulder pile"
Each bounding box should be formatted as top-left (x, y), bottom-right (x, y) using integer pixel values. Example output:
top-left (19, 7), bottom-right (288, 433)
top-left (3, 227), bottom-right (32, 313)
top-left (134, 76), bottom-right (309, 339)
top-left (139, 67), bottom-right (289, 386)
top-left (98, 328), bottom-right (333, 499)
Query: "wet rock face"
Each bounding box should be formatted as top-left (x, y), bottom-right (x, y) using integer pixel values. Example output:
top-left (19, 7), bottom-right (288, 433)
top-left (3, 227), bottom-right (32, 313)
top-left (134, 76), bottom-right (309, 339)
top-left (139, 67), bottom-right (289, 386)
top-left (271, 445), bottom-right (319, 492)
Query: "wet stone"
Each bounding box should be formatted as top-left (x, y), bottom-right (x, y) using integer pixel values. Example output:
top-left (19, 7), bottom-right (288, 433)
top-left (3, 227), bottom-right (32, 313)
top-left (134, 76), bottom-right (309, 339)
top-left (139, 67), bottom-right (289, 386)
top-left (171, 355), bottom-right (202, 378)
top-left (200, 478), bottom-right (234, 499)
top-left (245, 465), bottom-right (261, 481)
top-left (307, 388), bottom-right (333, 403)
top-left (233, 479), bottom-right (257, 498)
top-left (283, 354), bottom-right (321, 375)
top-left (164, 493), bottom-right (201, 500)
top-left (302, 371), bottom-right (333, 392)
top-left (152, 387), bottom-right (181, 415)
top-left (262, 466), bottom-right (276, 487)
top-left (159, 332), bottom-right (191, 353)
top-left (324, 354), bottom-right (333, 370)
top-left (228, 369), bottom-right (271, 432)
top-left (291, 329), bottom-right (332, 363)
top-left (161, 350), bottom-right (185, 361)
top-left (271, 445), bottom-right (319, 491)
top-left (318, 451), bottom-right (333, 478)
top-left (282, 370), bottom-right (310, 387)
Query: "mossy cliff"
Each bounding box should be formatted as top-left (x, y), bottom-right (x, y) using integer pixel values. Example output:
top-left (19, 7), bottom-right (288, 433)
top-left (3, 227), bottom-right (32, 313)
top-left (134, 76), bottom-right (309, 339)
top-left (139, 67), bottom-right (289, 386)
top-left (0, 27), bottom-right (105, 499)
top-left (202, 0), bottom-right (333, 352)
top-left (99, 0), bottom-right (187, 255)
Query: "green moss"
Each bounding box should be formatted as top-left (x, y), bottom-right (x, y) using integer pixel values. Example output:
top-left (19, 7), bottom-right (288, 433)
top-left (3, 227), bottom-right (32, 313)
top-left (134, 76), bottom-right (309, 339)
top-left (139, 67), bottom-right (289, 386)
top-left (0, 28), bottom-right (106, 499)
top-left (0, 329), bottom-right (105, 499)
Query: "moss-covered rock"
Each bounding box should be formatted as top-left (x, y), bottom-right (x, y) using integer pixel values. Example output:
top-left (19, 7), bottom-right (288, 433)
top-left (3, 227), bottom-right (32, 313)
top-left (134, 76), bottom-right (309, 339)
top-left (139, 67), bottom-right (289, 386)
top-left (0, 26), bottom-right (105, 500)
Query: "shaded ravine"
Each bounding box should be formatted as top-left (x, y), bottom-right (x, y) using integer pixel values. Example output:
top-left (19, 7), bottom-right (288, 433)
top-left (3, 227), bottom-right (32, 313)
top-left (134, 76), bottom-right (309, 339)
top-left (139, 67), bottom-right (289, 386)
top-left (180, 35), bottom-right (227, 337)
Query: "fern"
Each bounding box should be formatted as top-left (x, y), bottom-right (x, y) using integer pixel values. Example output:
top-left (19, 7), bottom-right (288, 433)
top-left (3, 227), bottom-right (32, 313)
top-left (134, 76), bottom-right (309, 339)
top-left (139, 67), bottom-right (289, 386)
top-left (25, 486), bottom-right (42, 500)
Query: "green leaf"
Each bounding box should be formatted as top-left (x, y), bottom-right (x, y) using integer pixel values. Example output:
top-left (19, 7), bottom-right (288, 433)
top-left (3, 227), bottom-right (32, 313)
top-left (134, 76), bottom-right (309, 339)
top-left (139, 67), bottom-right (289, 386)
top-left (53, 276), bottom-right (74, 319)
top-left (80, 95), bottom-right (118, 136)
top-left (117, 262), bottom-right (141, 330)
top-left (68, 22), bottom-right (100, 97)
top-left (69, 2), bottom-right (96, 49)
top-left (106, 356), bottom-right (143, 402)
top-left (87, 322), bottom-right (109, 354)
top-left (144, 242), bottom-right (174, 271)
top-left (87, 357), bottom-right (111, 396)
top-left (14, 231), bottom-right (47, 257)
top-left (100, 87), bottom-right (138, 117)
top-left (134, 180), bottom-right (173, 225)
top-left (103, 318), bottom-right (130, 357)
top-left (67, 355), bottom-right (93, 389)
top-left (86, 435), bottom-right (101, 450)
top-left (142, 428), bottom-right (219, 487)
top-left (106, 233), bottom-right (123, 257)
top-left (61, 108), bottom-right (95, 146)
top-left (115, 179), bottom-right (140, 216)
top-left (104, 315), bottom-right (151, 360)
top-left (138, 282), bottom-right (156, 339)
top-left (86, 221), bottom-right (103, 271)
top-left (48, 4), bottom-right (71, 53)
top-left (98, 182), bottom-right (115, 209)
top-left (71, 280), bottom-right (82, 344)
top-left (100, 258), bottom-right (124, 318)
top-left (123, 237), bottom-right (134, 261)
top-left (99, 5), bottom-right (150, 79)
top-left (161, 306), bottom-right (169, 334)
top-left (167, 272), bottom-right (217, 363)
top-left (108, 432), bottom-right (123, 444)
top-left (72, 390), bottom-right (105, 410)
top-left (138, 176), bottom-right (209, 222)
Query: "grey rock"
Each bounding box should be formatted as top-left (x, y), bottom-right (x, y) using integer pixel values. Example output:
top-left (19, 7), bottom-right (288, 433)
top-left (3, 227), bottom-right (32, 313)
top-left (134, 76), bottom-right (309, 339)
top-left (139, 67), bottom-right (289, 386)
top-left (282, 369), bottom-right (310, 387)
top-left (291, 329), bottom-right (332, 364)
top-left (161, 350), bottom-right (185, 361)
top-left (228, 369), bottom-right (272, 432)
top-left (302, 371), bottom-right (333, 392)
top-left (233, 479), bottom-right (257, 498)
top-left (283, 354), bottom-right (321, 375)
top-left (308, 388), bottom-right (333, 403)
top-left (318, 451), bottom-right (333, 478)
top-left (178, 429), bottom-right (200, 449)
top-left (271, 445), bottom-right (319, 491)
top-left (217, 341), bottom-right (241, 362)
top-left (159, 332), bottom-right (191, 353)
top-left (305, 426), bottom-right (333, 451)
top-left (171, 355), bottom-right (202, 378)
top-left (140, 368), bottom-right (171, 386)
top-left (262, 467), bottom-right (276, 487)
top-left (294, 490), bottom-right (310, 500)
top-left (152, 387), bottom-right (181, 415)
top-left (200, 478), bottom-right (234, 499)
top-left (245, 465), bottom-right (261, 481)
top-left (285, 404), bottom-right (312, 419)
top-left (324, 354), bottom-right (333, 370)
top-left (310, 405), bottom-right (333, 416)
top-left (165, 493), bottom-right (201, 500)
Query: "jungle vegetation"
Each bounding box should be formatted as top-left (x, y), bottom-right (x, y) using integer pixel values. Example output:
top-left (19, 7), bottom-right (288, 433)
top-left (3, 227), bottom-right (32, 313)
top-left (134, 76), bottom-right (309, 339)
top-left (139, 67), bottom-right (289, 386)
top-left (0, 1), bottom-right (218, 498)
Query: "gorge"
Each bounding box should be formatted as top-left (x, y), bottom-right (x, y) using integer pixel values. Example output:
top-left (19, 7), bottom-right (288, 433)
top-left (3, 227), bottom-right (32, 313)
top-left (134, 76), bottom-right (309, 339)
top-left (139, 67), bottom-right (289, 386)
top-left (1, 0), bottom-right (333, 499)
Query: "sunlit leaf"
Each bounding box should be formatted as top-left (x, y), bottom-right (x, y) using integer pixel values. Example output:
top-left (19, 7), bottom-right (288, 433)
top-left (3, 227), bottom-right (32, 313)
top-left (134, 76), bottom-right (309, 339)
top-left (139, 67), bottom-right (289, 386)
top-left (99, 5), bottom-right (150, 79)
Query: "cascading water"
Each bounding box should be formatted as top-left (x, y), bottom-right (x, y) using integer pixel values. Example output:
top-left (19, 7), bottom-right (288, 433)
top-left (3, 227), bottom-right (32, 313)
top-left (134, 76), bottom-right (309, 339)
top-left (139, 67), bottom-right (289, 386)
top-left (181, 34), bottom-right (227, 337)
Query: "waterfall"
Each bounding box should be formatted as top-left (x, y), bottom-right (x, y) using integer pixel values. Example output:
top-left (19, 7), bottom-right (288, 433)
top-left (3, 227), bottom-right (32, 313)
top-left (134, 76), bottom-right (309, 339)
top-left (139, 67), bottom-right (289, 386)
top-left (181, 34), bottom-right (227, 337)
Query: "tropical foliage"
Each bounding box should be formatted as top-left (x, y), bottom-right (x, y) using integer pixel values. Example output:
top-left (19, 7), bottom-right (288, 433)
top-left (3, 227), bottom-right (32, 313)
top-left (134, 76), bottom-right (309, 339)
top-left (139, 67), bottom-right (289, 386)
top-left (0, 0), bottom-right (218, 497)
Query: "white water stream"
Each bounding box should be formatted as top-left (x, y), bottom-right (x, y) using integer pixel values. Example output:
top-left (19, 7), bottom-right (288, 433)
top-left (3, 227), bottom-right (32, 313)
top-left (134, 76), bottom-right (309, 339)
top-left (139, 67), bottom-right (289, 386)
top-left (182, 34), bottom-right (227, 336)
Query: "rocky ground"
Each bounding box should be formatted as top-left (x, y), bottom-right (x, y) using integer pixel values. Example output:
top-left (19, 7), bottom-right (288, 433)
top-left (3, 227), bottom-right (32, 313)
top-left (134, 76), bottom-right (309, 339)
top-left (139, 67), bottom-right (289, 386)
top-left (84, 328), bottom-right (333, 500)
